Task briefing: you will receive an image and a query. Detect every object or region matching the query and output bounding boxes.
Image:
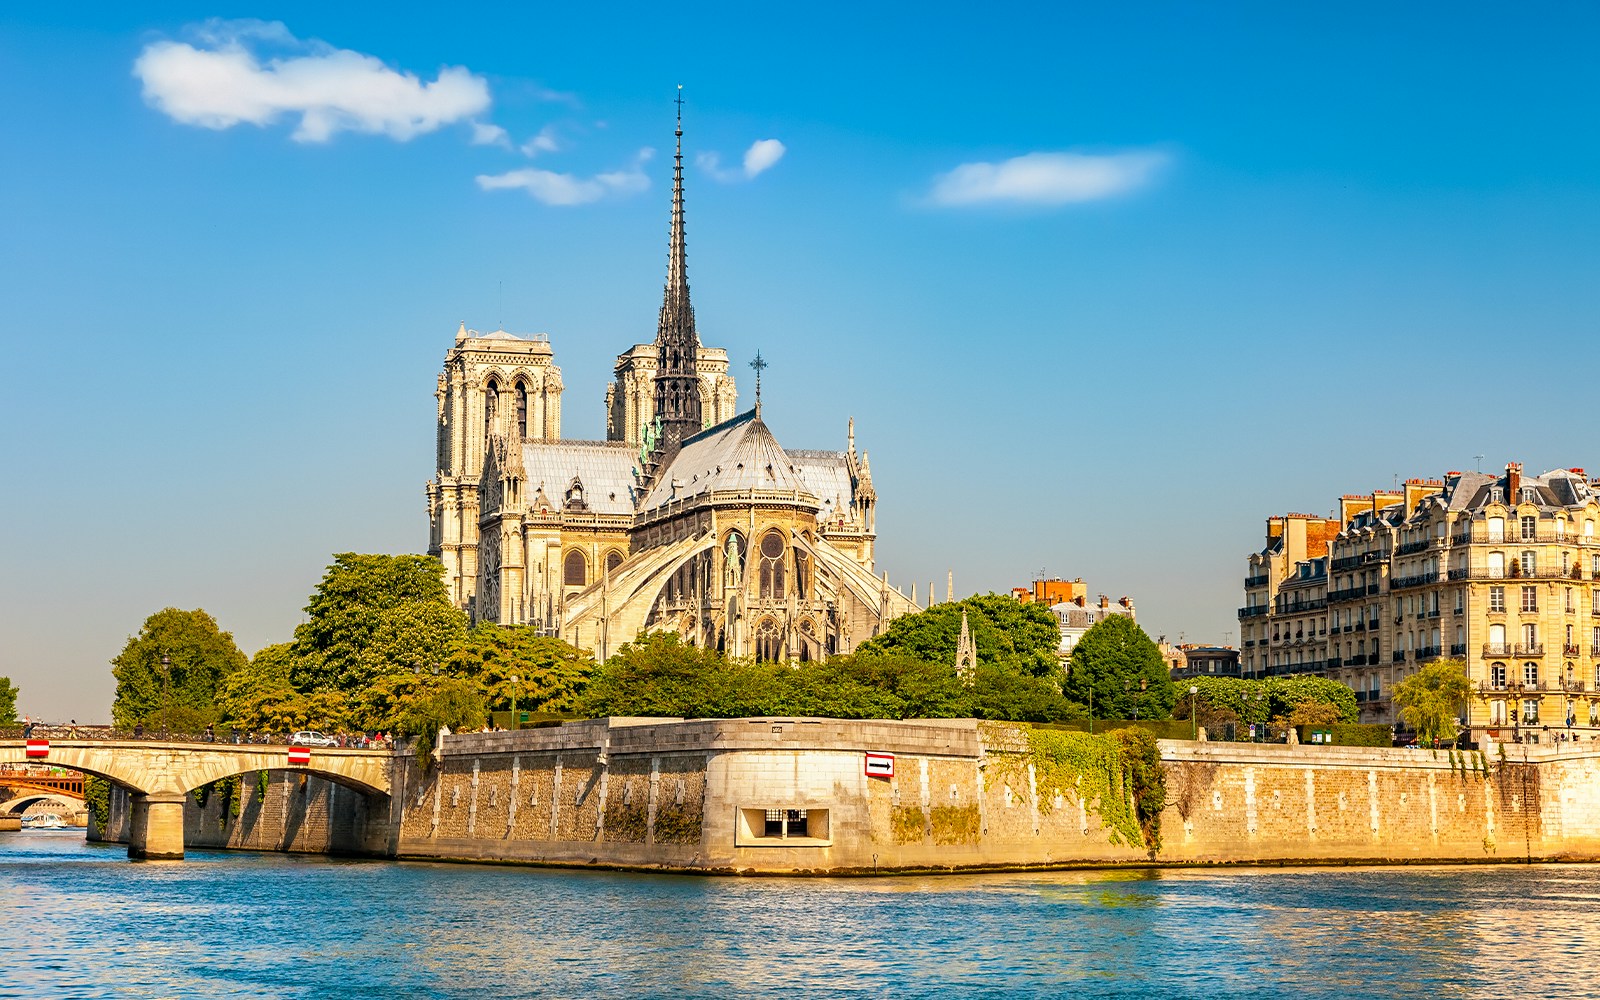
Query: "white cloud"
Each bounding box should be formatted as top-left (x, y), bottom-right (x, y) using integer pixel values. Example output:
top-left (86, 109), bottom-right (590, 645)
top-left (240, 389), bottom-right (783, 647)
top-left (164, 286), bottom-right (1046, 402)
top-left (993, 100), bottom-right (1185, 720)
top-left (133, 20), bottom-right (490, 142)
top-left (697, 138), bottom-right (787, 183)
top-left (742, 139), bottom-right (786, 178)
top-left (520, 125), bottom-right (561, 157)
top-left (927, 150), bottom-right (1168, 207)
top-left (470, 121), bottom-right (510, 148)
top-left (476, 149), bottom-right (653, 206)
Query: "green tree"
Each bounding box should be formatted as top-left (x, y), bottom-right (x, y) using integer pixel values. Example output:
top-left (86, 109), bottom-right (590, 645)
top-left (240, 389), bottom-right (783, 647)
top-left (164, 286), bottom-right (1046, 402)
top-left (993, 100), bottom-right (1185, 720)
top-left (580, 632), bottom-right (775, 718)
top-left (1064, 616), bottom-right (1176, 721)
top-left (858, 594), bottom-right (1062, 675)
top-left (111, 608), bottom-right (248, 730)
top-left (291, 553), bottom-right (464, 692)
top-left (396, 676), bottom-right (489, 767)
top-left (443, 625), bottom-right (596, 714)
top-left (0, 676), bottom-right (17, 725)
top-left (969, 665), bottom-right (1080, 723)
top-left (1394, 658), bottom-right (1474, 746)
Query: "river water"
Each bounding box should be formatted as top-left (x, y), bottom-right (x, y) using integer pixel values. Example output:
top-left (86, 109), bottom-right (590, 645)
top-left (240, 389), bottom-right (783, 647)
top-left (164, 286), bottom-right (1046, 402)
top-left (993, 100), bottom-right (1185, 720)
top-left (2, 830), bottom-right (1597, 999)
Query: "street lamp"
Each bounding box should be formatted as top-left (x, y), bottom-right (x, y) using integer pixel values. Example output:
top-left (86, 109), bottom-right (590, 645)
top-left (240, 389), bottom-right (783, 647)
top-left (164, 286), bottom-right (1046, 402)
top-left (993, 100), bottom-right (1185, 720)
top-left (510, 675), bottom-right (520, 730)
top-left (1189, 685), bottom-right (1199, 740)
top-left (160, 653), bottom-right (171, 739)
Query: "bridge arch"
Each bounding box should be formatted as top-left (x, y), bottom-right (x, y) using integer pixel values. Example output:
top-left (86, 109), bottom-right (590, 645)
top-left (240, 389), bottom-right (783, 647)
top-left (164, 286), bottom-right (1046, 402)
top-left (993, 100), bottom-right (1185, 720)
top-left (1, 793), bottom-right (81, 815)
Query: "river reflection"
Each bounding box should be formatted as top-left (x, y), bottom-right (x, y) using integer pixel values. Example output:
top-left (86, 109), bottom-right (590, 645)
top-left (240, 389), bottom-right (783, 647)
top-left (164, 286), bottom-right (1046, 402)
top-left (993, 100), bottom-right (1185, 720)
top-left (2, 831), bottom-right (1598, 998)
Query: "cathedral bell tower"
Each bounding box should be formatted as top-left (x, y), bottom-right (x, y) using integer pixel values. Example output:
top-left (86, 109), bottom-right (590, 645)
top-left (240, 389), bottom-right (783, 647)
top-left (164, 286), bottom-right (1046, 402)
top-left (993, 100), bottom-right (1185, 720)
top-left (652, 88), bottom-right (704, 457)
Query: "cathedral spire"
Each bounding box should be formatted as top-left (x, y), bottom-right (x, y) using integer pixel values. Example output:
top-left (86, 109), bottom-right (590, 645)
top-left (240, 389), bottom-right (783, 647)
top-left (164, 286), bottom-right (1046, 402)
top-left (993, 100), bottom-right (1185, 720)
top-left (653, 84), bottom-right (702, 455)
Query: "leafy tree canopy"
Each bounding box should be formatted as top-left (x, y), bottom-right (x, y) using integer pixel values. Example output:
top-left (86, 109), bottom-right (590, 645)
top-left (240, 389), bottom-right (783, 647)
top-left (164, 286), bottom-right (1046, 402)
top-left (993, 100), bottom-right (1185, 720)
top-left (0, 676), bottom-right (17, 725)
top-left (1064, 615), bottom-right (1177, 720)
top-left (290, 553), bottom-right (465, 692)
top-left (111, 608), bottom-right (248, 729)
top-left (1183, 676), bottom-right (1357, 726)
top-left (444, 624), bottom-right (596, 714)
top-left (1394, 658), bottom-right (1474, 746)
top-left (858, 594), bottom-right (1062, 676)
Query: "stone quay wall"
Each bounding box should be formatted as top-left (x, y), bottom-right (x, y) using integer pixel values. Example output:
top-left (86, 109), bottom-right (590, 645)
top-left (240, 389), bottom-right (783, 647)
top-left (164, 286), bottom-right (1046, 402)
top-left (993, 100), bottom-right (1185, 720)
top-left (83, 720), bottom-right (1600, 872)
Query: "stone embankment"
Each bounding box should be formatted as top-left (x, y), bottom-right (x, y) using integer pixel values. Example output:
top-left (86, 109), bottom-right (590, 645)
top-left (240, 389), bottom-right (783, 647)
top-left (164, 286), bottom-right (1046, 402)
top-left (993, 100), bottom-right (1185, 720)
top-left (88, 719), bottom-right (1600, 871)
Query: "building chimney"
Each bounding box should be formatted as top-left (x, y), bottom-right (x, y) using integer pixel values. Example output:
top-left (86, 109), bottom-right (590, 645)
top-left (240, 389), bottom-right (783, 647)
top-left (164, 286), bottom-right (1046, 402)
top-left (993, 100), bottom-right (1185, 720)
top-left (1507, 462), bottom-right (1522, 498)
top-left (1098, 594), bottom-right (1109, 609)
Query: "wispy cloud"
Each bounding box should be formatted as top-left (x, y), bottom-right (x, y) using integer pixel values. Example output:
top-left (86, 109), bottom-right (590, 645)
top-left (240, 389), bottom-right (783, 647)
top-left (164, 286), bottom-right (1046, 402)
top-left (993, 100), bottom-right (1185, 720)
top-left (927, 150), bottom-right (1168, 207)
top-left (133, 19), bottom-right (490, 142)
top-left (477, 149), bottom-right (653, 206)
top-left (697, 138), bottom-right (787, 183)
top-left (520, 124), bottom-right (561, 158)
top-left (470, 121), bottom-right (510, 148)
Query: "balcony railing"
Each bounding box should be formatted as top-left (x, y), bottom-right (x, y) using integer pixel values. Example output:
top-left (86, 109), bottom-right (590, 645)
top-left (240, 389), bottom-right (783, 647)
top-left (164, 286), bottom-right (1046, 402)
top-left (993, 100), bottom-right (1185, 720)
top-left (1450, 643), bottom-right (1467, 656)
top-left (1417, 646), bottom-right (1442, 661)
top-left (1275, 598), bottom-right (1329, 613)
top-left (1327, 657), bottom-right (1343, 668)
top-left (1516, 643), bottom-right (1545, 656)
top-left (1327, 587), bottom-right (1367, 603)
top-left (1389, 572), bottom-right (1440, 590)
top-left (1245, 575), bottom-right (1270, 589)
top-left (1393, 651), bottom-right (1407, 663)
top-left (1484, 644), bottom-right (1512, 657)
top-left (1239, 605), bottom-right (1269, 618)
top-left (1347, 654), bottom-right (1369, 666)
top-left (1480, 679), bottom-right (1592, 694)
top-left (1331, 553), bottom-right (1380, 572)
top-left (1565, 644), bottom-right (1581, 656)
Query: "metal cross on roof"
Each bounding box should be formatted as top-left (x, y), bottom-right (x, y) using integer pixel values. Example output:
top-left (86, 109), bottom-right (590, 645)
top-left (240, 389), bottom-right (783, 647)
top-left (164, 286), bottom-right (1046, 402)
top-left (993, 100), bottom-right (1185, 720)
top-left (750, 350), bottom-right (767, 412)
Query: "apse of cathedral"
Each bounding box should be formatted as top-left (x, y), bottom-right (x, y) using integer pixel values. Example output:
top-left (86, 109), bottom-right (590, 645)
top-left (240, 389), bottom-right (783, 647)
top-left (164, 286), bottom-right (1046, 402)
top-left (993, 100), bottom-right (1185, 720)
top-left (425, 106), bottom-right (918, 662)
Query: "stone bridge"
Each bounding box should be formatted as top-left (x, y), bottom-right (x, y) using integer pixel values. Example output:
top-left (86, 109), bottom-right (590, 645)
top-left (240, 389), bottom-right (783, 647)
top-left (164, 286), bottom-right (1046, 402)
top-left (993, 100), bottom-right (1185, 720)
top-left (0, 768), bottom-right (86, 816)
top-left (0, 740), bottom-right (392, 860)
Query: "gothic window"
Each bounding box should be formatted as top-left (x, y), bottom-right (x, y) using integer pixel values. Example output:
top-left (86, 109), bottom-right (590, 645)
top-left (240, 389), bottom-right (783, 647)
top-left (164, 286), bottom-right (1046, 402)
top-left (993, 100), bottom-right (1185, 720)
top-left (759, 532), bottom-right (785, 600)
top-left (516, 383), bottom-right (529, 437)
top-left (485, 379), bottom-right (499, 433)
top-left (755, 619), bottom-right (782, 662)
top-left (564, 550), bottom-right (588, 588)
top-left (605, 551), bottom-right (625, 576)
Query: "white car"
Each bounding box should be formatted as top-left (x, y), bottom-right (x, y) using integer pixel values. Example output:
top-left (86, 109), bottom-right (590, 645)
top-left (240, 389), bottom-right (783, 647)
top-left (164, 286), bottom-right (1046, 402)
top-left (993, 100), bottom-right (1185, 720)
top-left (290, 730), bottom-right (339, 748)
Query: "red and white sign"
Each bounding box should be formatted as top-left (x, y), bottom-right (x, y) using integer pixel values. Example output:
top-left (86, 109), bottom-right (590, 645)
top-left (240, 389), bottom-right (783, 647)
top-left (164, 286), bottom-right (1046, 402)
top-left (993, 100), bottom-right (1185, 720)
top-left (864, 751), bottom-right (894, 779)
top-left (287, 746), bottom-right (311, 766)
top-left (24, 739), bottom-right (49, 759)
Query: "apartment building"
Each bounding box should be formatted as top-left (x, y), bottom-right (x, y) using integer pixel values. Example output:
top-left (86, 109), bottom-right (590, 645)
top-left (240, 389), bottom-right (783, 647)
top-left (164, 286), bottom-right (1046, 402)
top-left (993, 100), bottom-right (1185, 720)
top-left (1240, 465), bottom-right (1600, 742)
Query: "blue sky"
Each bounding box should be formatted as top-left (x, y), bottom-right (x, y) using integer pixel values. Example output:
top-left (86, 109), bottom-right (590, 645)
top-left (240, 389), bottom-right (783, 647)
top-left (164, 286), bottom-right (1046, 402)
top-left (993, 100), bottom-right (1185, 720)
top-left (3, 4), bottom-right (1599, 719)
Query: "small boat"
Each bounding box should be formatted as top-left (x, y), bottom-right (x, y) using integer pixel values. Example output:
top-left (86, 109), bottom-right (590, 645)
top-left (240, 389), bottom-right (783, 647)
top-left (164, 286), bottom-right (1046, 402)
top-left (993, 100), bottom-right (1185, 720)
top-left (21, 814), bottom-right (67, 830)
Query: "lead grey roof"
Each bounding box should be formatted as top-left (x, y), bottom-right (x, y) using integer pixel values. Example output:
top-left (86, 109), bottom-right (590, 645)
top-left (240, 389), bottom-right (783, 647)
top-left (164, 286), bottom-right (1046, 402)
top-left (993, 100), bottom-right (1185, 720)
top-left (521, 439), bottom-right (638, 515)
top-left (645, 410), bottom-right (816, 510)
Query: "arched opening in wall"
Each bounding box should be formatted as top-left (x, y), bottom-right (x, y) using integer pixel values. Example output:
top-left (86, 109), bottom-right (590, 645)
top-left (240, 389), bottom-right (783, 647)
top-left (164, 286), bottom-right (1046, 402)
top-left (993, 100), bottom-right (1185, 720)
top-left (755, 619), bottom-right (783, 663)
top-left (485, 379), bottom-right (499, 434)
top-left (793, 550), bottom-right (809, 601)
top-left (515, 382), bottom-right (529, 438)
top-left (564, 550), bottom-right (588, 588)
top-left (759, 531), bottom-right (786, 600)
top-left (605, 550), bottom-right (625, 578)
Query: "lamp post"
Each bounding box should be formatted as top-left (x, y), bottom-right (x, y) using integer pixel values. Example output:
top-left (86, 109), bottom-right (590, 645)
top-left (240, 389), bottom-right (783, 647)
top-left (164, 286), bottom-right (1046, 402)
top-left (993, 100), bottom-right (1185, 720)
top-left (160, 653), bottom-right (171, 739)
top-left (1189, 685), bottom-right (1199, 740)
top-left (510, 675), bottom-right (520, 730)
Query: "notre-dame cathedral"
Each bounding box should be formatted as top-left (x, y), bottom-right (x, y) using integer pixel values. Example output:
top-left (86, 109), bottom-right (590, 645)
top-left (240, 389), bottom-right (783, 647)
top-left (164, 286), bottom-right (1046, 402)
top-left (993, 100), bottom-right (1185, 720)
top-left (425, 110), bottom-right (917, 661)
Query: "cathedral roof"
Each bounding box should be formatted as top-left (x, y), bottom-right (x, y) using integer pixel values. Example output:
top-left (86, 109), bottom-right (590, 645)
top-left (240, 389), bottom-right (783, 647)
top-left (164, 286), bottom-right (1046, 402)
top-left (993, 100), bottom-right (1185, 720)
top-left (520, 439), bottom-right (637, 515)
top-left (644, 409), bottom-right (818, 509)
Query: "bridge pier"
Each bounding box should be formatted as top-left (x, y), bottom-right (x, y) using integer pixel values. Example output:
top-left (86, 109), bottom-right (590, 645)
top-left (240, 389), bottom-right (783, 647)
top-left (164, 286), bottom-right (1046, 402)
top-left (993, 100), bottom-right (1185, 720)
top-left (128, 793), bottom-right (186, 860)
